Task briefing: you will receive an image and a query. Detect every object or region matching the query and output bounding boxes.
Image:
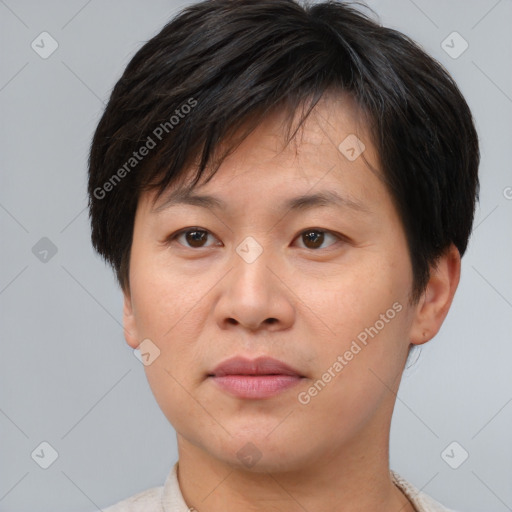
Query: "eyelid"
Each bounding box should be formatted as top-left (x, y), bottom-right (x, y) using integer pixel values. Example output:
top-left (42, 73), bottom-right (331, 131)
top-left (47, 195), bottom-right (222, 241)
top-left (165, 226), bottom-right (348, 250)
top-left (294, 228), bottom-right (347, 250)
top-left (165, 227), bottom-right (220, 248)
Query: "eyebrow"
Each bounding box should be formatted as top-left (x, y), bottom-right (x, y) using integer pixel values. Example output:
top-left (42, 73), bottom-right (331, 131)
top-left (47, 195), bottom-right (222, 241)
top-left (153, 188), bottom-right (372, 215)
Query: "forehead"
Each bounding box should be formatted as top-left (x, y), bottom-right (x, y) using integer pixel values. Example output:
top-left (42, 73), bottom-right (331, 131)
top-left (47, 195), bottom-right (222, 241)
top-left (227, 91), bottom-right (375, 163)
top-left (148, 91), bottom-right (383, 212)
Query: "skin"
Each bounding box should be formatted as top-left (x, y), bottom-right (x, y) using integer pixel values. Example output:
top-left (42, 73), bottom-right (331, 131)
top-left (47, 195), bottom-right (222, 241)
top-left (123, 92), bottom-right (460, 512)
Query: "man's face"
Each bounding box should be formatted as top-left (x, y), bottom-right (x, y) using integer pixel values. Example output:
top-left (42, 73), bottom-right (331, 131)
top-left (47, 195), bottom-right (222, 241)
top-left (124, 94), bottom-right (420, 471)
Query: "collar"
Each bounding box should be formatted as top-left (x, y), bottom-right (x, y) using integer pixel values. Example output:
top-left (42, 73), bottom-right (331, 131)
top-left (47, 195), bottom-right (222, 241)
top-left (160, 462), bottom-right (452, 512)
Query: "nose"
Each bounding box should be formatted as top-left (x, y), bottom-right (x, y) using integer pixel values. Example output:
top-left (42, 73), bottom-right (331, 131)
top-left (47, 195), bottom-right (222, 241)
top-left (214, 242), bottom-right (295, 333)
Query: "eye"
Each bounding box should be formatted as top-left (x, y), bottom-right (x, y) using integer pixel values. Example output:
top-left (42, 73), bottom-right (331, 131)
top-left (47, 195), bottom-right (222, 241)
top-left (295, 229), bottom-right (343, 250)
top-left (165, 227), bottom-right (345, 251)
top-left (167, 227), bottom-right (220, 249)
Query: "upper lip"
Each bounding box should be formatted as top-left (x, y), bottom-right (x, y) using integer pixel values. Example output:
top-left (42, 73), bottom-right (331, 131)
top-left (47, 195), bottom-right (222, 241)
top-left (210, 356), bottom-right (303, 377)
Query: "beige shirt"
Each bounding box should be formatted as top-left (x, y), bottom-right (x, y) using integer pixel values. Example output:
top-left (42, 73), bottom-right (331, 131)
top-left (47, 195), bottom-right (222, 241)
top-left (103, 463), bottom-right (457, 512)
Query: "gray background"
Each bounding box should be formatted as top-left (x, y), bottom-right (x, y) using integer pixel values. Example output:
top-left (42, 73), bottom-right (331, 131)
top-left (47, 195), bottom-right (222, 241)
top-left (1, 0), bottom-right (511, 511)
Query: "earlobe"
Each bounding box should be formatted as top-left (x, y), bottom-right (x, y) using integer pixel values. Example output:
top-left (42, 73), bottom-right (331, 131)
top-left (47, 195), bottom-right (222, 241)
top-left (410, 244), bottom-right (461, 346)
top-left (123, 291), bottom-right (140, 349)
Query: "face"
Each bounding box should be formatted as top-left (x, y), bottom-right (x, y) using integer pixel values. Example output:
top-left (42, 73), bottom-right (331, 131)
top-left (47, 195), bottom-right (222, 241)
top-left (123, 93), bottom-right (435, 473)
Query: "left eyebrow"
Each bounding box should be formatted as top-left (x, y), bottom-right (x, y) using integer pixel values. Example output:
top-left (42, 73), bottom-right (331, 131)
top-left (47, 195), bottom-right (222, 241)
top-left (153, 188), bottom-right (372, 215)
top-left (281, 190), bottom-right (372, 214)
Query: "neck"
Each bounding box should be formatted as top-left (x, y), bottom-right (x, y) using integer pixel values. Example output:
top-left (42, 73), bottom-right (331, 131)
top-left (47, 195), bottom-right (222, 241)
top-left (175, 424), bottom-right (415, 512)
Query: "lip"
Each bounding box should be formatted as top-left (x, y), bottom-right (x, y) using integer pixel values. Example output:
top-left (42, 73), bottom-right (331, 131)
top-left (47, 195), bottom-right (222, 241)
top-left (208, 356), bottom-right (304, 399)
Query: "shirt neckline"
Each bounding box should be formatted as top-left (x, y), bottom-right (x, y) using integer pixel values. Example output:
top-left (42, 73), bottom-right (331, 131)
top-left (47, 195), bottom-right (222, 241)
top-left (161, 462), bottom-right (439, 512)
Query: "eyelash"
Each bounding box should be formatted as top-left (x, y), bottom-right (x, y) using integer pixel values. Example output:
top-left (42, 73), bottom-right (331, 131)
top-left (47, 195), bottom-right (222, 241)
top-left (165, 227), bottom-right (347, 251)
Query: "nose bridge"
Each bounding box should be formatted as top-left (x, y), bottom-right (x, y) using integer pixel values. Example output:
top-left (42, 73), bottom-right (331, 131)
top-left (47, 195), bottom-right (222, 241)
top-left (214, 233), bottom-right (294, 331)
top-left (231, 234), bottom-right (274, 297)
top-left (235, 234), bottom-right (268, 268)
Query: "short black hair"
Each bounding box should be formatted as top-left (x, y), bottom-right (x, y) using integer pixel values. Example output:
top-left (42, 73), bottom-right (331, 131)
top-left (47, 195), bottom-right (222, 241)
top-left (88, 0), bottom-right (479, 303)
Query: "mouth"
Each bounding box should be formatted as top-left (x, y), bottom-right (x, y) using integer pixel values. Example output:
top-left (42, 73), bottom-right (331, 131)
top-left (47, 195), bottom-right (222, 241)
top-left (208, 356), bottom-right (305, 399)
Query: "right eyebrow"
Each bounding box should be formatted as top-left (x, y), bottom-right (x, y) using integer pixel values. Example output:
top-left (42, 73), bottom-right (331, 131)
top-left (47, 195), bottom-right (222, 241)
top-left (153, 188), bottom-right (373, 215)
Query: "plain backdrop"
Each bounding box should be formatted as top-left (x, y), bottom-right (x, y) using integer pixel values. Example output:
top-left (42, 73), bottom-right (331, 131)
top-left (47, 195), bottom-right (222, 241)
top-left (1, 1), bottom-right (511, 511)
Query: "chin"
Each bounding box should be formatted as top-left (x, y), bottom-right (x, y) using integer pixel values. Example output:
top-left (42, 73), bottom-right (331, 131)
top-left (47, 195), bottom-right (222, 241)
top-left (209, 430), bottom-right (314, 474)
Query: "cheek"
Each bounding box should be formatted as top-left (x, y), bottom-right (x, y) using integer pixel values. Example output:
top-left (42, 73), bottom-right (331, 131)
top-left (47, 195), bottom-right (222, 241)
top-left (297, 251), bottom-right (412, 390)
top-left (127, 250), bottom-right (209, 408)
top-left (129, 248), bottom-right (206, 340)
top-left (129, 258), bottom-right (212, 429)
top-left (299, 253), bottom-right (409, 337)
top-left (297, 303), bottom-right (411, 440)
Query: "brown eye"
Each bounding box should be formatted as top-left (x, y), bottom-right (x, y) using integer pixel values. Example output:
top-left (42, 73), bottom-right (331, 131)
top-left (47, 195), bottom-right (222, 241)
top-left (170, 228), bottom-right (218, 249)
top-left (298, 229), bottom-right (340, 250)
top-left (184, 229), bottom-right (208, 248)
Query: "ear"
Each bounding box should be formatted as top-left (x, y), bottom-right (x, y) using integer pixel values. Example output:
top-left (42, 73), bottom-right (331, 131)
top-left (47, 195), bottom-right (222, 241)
top-left (410, 243), bottom-right (461, 346)
top-left (123, 288), bottom-right (141, 349)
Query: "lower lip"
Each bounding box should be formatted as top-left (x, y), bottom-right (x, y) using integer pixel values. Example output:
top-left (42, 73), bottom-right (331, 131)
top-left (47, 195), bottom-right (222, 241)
top-left (210, 375), bottom-right (302, 399)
